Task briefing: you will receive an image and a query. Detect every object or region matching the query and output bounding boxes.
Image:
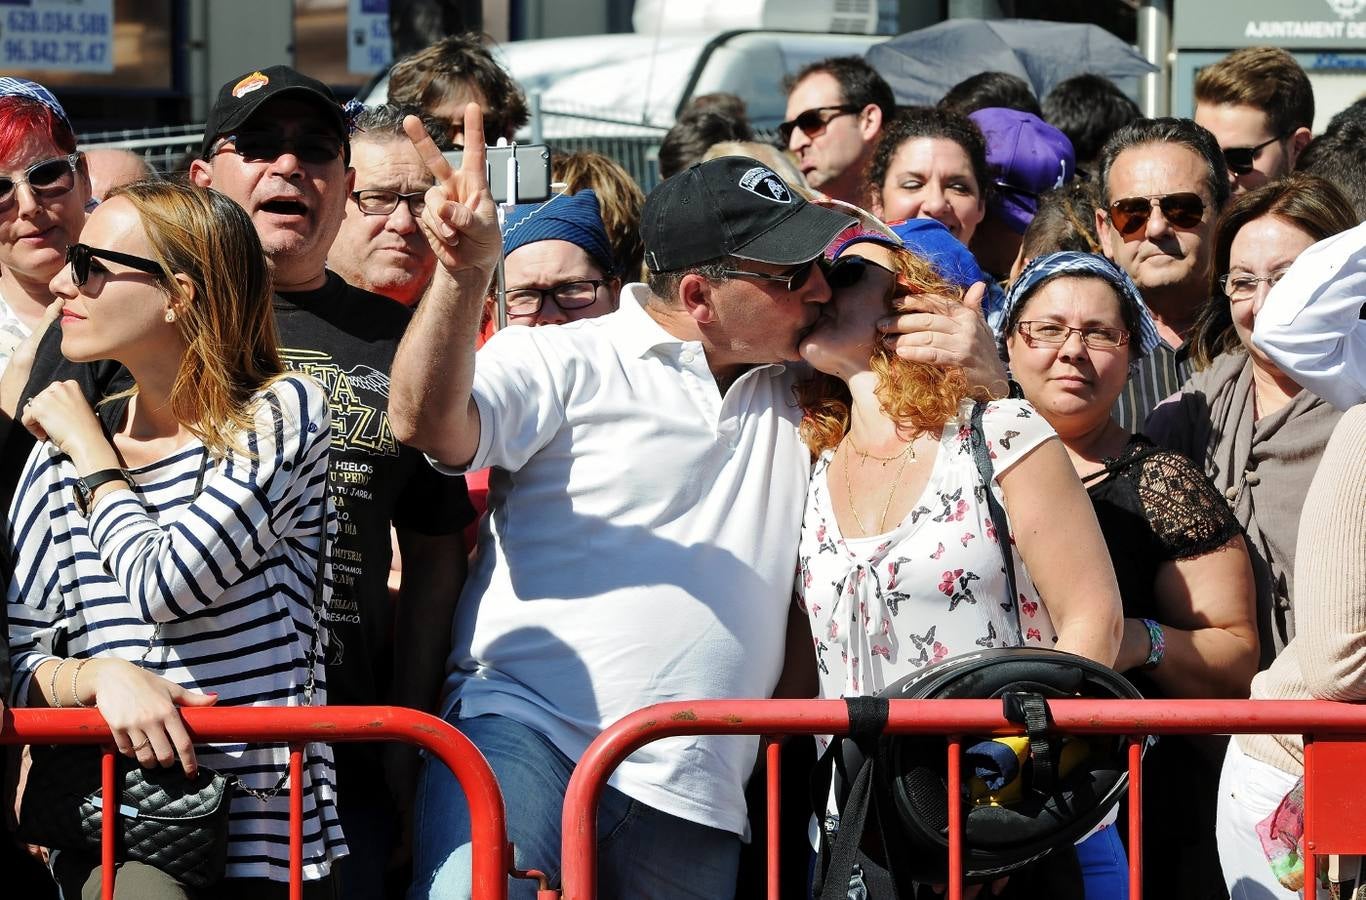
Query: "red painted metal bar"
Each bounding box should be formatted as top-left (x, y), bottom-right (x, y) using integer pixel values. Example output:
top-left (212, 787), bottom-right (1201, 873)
top-left (1128, 738), bottom-right (1143, 900)
top-left (3, 706), bottom-right (510, 900)
top-left (765, 739), bottom-right (781, 900)
top-left (559, 698), bottom-right (1366, 900)
top-left (290, 744), bottom-right (305, 900)
top-left (101, 747), bottom-right (116, 899)
top-left (946, 736), bottom-right (963, 900)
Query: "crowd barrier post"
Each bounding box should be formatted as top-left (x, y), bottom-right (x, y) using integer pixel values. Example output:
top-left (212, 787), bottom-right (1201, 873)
top-left (555, 698), bottom-right (1366, 900)
top-left (2, 705), bottom-right (511, 900)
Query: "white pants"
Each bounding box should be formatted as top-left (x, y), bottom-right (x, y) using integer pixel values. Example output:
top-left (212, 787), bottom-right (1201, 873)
top-left (1216, 737), bottom-right (1317, 900)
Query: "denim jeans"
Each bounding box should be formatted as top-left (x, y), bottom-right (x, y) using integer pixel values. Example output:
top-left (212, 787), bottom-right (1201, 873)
top-left (1076, 825), bottom-right (1128, 900)
top-left (407, 713), bottom-right (741, 900)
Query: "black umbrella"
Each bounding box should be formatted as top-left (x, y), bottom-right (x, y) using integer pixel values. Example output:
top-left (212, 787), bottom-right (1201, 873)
top-left (866, 18), bottom-right (1156, 108)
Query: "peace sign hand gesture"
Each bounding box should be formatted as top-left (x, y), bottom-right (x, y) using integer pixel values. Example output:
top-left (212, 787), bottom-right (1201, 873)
top-left (403, 102), bottom-right (502, 278)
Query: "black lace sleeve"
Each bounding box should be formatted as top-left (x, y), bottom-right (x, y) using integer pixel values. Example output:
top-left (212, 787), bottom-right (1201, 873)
top-left (1134, 449), bottom-right (1244, 561)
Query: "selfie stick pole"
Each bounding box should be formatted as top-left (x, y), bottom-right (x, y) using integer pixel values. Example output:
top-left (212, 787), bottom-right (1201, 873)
top-left (493, 140), bottom-right (520, 331)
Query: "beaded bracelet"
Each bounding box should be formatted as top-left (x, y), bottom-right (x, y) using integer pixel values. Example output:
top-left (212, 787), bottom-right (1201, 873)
top-left (70, 657), bottom-right (93, 708)
top-left (48, 658), bottom-right (66, 709)
top-left (1138, 618), bottom-right (1166, 670)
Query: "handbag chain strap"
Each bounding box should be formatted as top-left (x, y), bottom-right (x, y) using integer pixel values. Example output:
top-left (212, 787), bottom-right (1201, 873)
top-left (135, 446), bottom-right (330, 803)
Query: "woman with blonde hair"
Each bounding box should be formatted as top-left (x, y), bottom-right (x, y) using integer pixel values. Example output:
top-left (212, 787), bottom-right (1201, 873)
top-left (7, 179), bottom-right (345, 897)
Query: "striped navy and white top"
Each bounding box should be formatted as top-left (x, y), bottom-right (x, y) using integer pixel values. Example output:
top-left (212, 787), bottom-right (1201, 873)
top-left (6, 375), bottom-right (347, 882)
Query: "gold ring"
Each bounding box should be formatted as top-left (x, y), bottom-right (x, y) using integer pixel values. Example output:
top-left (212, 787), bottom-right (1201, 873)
top-left (129, 738), bottom-right (152, 752)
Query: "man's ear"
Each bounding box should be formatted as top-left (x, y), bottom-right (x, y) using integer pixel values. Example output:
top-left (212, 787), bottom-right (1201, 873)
top-left (859, 104), bottom-right (883, 142)
top-left (188, 158), bottom-right (213, 189)
top-left (345, 166), bottom-right (356, 193)
top-left (678, 272), bottom-right (718, 325)
top-left (1094, 207), bottom-right (1117, 261)
top-left (1287, 127), bottom-right (1313, 170)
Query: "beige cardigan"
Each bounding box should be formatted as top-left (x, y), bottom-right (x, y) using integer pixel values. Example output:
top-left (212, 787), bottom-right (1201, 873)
top-left (1241, 404), bottom-right (1366, 773)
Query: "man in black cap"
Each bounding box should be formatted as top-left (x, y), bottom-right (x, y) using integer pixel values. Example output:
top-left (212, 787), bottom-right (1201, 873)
top-left (390, 127), bottom-right (852, 897)
top-left (182, 66), bottom-right (476, 897)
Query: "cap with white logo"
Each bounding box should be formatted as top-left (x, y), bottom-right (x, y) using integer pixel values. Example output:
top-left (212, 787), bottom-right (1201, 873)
top-left (641, 156), bottom-right (853, 272)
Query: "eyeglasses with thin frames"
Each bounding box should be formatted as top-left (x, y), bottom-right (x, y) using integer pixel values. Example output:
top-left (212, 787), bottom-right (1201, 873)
top-left (777, 105), bottom-right (861, 145)
top-left (65, 242), bottom-right (166, 288)
top-left (1222, 136), bottom-right (1281, 176)
top-left (352, 189), bottom-right (427, 217)
top-left (505, 279), bottom-right (610, 318)
top-left (0, 153), bottom-right (82, 211)
top-left (1218, 270), bottom-right (1291, 300)
top-left (1016, 320), bottom-right (1130, 350)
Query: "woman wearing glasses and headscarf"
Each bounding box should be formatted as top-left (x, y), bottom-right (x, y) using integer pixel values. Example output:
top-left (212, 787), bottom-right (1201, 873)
top-left (6, 179), bottom-right (345, 897)
top-left (1146, 174), bottom-right (1357, 671)
top-left (1002, 251), bottom-right (1256, 900)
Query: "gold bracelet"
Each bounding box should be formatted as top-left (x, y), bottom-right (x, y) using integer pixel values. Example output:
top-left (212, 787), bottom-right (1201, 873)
top-left (48, 658), bottom-right (66, 709)
top-left (70, 658), bottom-right (93, 708)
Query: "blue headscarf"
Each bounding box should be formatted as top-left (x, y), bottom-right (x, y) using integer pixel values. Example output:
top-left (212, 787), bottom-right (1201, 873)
top-left (0, 77), bottom-right (72, 132)
top-left (997, 252), bottom-right (1162, 358)
top-left (502, 189), bottom-right (616, 275)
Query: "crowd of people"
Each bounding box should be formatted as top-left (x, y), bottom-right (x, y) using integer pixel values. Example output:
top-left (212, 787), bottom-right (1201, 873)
top-left (0, 29), bottom-right (1363, 900)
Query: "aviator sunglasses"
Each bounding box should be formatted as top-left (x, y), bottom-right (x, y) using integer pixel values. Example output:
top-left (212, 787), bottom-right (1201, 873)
top-left (0, 153), bottom-right (82, 210)
top-left (1107, 192), bottom-right (1206, 238)
top-left (65, 242), bottom-right (165, 288)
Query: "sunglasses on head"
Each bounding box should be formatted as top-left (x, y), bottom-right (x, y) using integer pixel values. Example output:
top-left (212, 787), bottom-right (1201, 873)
top-left (65, 242), bottom-right (165, 288)
top-left (0, 153), bottom-right (81, 209)
top-left (214, 131), bottom-right (343, 165)
top-left (1107, 192), bottom-right (1206, 238)
top-left (777, 105), bottom-right (861, 145)
top-left (1222, 136), bottom-right (1280, 176)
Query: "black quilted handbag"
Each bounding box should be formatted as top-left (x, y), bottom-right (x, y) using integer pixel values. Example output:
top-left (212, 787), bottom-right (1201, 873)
top-left (16, 743), bottom-right (233, 887)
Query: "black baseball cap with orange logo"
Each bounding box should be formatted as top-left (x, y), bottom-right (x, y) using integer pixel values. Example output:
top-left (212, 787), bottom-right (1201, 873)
top-left (201, 65), bottom-right (350, 162)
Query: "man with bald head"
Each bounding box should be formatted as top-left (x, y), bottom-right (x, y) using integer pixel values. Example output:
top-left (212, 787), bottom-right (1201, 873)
top-left (84, 147), bottom-right (155, 200)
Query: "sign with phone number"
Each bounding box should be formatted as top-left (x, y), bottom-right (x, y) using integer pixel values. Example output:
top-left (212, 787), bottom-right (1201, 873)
top-left (0, 0), bottom-right (115, 74)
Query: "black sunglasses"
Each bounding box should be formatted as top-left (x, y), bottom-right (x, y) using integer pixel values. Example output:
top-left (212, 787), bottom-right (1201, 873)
top-left (214, 131), bottom-right (343, 165)
top-left (722, 257), bottom-right (823, 292)
top-left (1107, 192), bottom-right (1206, 237)
top-left (65, 242), bottom-right (165, 288)
top-left (1222, 136), bottom-right (1281, 176)
top-left (0, 153), bottom-right (81, 209)
top-left (777, 105), bottom-right (861, 145)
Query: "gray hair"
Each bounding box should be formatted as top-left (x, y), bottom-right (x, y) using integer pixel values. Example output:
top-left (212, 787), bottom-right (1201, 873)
top-left (351, 103), bottom-right (452, 150)
top-left (1097, 117), bottom-right (1230, 211)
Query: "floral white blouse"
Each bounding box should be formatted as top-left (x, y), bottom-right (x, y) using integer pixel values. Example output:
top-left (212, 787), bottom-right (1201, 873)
top-left (797, 400), bottom-right (1060, 754)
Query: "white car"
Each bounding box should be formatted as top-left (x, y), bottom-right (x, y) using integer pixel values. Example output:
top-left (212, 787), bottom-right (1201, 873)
top-left (364, 30), bottom-right (886, 138)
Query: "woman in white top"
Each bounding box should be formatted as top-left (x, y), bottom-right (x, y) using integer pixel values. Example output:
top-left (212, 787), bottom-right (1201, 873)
top-left (6, 180), bottom-right (345, 897)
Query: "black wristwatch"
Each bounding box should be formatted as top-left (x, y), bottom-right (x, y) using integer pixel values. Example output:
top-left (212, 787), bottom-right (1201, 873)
top-left (76, 468), bottom-right (127, 514)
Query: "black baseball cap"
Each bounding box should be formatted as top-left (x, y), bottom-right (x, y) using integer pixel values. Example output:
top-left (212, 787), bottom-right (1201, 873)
top-left (201, 65), bottom-right (349, 162)
top-left (642, 156), bottom-right (853, 272)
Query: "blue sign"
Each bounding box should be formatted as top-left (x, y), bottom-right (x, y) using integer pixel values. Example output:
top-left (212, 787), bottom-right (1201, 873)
top-left (0, 0), bottom-right (115, 74)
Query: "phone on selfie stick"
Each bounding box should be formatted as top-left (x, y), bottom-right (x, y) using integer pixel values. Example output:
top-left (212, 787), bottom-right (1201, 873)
top-left (443, 143), bottom-right (552, 329)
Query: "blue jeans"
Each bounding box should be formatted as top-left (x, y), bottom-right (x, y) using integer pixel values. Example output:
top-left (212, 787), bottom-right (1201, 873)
top-left (1076, 825), bottom-right (1128, 900)
top-left (407, 713), bottom-right (741, 900)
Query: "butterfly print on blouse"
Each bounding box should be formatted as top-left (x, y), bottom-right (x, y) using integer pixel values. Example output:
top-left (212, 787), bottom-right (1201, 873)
top-left (932, 488), bottom-right (968, 523)
top-left (906, 624), bottom-right (939, 666)
top-left (938, 568), bottom-right (982, 611)
top-left (999, 430), bottom-right (1021, 451)
top-left (976, 620), bottom-right (997, 648)
top-left (909, 504), bottom-right (933, 525)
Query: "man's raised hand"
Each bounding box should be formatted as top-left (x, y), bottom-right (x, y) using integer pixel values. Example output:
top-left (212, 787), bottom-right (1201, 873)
top-left (403, 102), bottom-right (502, 277)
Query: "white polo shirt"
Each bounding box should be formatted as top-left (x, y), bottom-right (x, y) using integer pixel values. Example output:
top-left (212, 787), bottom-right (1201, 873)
top-left (433, 283), bottom-right (812, 836)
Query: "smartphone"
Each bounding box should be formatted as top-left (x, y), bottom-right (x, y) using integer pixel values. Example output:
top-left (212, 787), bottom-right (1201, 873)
top-left (442, 144), bottom-right (552, 205)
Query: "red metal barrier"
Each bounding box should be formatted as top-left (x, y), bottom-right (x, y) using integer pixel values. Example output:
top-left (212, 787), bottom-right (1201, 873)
top-left (557, 698), bottom-right (1366, 900)
top-left (2, 705), bottom-right (510, 900)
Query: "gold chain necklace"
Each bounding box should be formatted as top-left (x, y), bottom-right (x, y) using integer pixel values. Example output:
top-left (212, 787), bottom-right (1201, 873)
top-left (840, 436), bottom-right (916, 536)
top-left (846, 434), bottom-right (916, 465)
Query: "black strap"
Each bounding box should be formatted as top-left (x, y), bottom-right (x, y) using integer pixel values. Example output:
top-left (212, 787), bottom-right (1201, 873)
top-left (970, 402), bottom-right (1018, 620)
top-left (1002, 692), bottom-right (1057, 794)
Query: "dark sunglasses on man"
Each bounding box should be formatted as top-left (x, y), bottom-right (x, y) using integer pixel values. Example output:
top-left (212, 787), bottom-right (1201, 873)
top-left (1106, 192), bottom-right (1206, 238)
top-left (211, 131), bottom-right (343, 165)
top-left (1222, 135), bottom-right (1281, 176)
top-left (777, 105), bottom-right (862, 145)
top-left (65, 242), bottom-right (165, 288)
top-left (0, 153), bottom-right (82, 210)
